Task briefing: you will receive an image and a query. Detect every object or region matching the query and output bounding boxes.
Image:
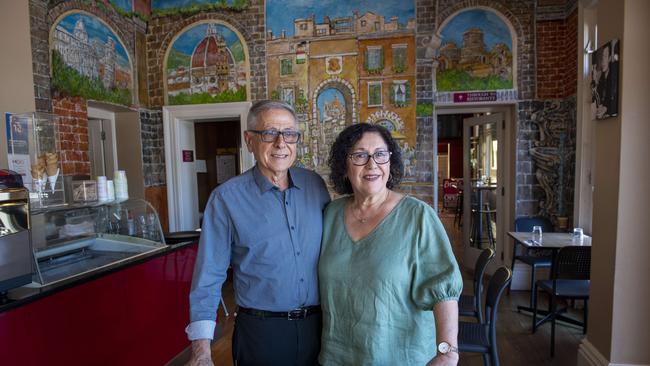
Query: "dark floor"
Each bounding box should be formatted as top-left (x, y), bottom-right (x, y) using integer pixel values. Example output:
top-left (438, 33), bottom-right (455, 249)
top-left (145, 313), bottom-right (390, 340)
top-left (210, 206), bottom-right (584, 366)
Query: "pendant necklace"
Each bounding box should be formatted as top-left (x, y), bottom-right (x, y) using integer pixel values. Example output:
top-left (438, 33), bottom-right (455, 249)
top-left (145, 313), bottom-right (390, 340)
top-left (351, 190), bottom-right (391, 224)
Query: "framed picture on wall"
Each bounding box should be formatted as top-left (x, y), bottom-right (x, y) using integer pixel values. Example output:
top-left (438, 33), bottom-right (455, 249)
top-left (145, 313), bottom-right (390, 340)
top-left (591, 39), bottom-right (620, 120)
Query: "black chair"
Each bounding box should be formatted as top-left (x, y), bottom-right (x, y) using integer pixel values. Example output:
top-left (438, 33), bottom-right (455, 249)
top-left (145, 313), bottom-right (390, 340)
top-left (509, 217), bottom-right (553, 305)
top-left (459, 266), bottom-right (512, 366)
top-left (459, 248), bottom-right (495, 323)
top-left (533, 246), bottom-right (591, 357)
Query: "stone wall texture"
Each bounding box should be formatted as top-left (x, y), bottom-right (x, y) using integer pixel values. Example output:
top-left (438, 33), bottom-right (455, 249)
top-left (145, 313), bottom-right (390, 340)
top-left (140, 109), bottom-right (166, 187)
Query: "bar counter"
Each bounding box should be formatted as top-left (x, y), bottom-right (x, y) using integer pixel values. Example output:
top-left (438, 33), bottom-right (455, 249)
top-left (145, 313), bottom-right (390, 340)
top-left (0, 240), bottom-right (198, 365)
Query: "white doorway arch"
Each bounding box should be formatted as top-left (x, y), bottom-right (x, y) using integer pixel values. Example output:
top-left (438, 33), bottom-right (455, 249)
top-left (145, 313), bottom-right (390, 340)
top-left (163, 102), bottom-right (253, 232)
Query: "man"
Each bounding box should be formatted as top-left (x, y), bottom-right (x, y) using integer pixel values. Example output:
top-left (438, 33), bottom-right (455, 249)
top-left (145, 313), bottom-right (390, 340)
top-left (594, 42), bottom-right (618, 118)
top-left (186, 100), bottom-right (330, 365)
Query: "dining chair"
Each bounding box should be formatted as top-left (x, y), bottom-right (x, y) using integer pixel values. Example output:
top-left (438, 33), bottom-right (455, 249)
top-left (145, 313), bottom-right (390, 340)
top-left (459, 247), bottom-right (495, 323)
top-left (508, 217), bottom-right (553, 304)
top-left (459, 266), bottom-right (512, 366)
top-left (533, 246), bottom-right (591, 357)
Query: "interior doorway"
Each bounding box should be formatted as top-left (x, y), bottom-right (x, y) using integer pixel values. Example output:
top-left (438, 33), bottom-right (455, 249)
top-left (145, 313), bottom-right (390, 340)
top-left (163, 102), bottom-right (253, 232)
top-left (87, 118), bottom-right (115, 178)
top-left (435, 105), bottom-right (515, 274)
top-left (194, 120), bottom-right (241, 217)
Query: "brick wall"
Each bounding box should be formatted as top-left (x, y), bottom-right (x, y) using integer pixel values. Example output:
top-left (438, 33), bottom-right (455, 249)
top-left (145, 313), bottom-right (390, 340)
top-left (536, 5), bottom-right (578, 98)
top-left (146, 0), bottom-right (267, 108)
top-left (52, 96), bottom-right (90, 176)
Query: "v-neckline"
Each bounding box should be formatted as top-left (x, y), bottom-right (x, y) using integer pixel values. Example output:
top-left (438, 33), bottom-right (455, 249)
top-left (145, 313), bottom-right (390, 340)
top-left (343, 195), bottom-right (408, 244)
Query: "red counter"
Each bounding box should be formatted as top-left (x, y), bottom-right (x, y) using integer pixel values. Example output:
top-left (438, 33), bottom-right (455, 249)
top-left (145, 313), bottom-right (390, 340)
top-left (0, 243), bottom-right (198, 366)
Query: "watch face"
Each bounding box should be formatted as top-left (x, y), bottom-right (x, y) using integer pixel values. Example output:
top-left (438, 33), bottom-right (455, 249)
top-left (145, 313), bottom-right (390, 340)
top-left (438, 342), bottom-right (450, 353)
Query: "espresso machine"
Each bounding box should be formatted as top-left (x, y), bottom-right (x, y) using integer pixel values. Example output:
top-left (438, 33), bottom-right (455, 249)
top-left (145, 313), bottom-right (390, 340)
top-left (0, 170), bottom-right (32, 293)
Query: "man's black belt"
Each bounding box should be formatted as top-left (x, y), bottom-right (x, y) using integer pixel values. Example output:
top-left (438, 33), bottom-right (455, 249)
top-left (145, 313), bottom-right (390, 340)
top-left (238, 305), bottom-right (321, 320)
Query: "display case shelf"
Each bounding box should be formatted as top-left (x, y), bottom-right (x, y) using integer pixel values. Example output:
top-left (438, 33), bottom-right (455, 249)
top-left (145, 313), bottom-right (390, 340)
top-left (29, 198), bottom-right (166, 287)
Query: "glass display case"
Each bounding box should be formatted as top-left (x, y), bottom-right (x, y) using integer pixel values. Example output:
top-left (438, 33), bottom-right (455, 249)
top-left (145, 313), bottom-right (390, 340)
top-left (7, 112), bottom-right (65, 208)
top-left (29, 198), bottom-right (166, 287)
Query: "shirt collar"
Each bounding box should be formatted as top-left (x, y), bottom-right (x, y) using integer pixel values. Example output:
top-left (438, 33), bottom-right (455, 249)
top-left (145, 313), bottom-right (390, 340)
top-left (252, 165), bottom-right (302, 192)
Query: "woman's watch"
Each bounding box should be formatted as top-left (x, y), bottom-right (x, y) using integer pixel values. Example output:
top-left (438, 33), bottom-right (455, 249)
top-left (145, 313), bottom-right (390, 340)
top-left (437, 341), bottom-right (459, 355)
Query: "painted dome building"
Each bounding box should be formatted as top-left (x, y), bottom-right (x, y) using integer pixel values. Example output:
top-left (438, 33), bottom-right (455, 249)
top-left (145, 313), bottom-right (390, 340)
top-left (190, 24), bottom-right (233, 96)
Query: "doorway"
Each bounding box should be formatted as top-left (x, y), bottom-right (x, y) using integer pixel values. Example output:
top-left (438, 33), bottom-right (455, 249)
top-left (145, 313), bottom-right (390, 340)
top-left (163, 102), bottom-right (253, 232)
top-left (194, 120), bottom-right (241, 217)
top-left (87, 118), bottom-right (115, 178)
top-left (436, 105), bottom-right (515, 273)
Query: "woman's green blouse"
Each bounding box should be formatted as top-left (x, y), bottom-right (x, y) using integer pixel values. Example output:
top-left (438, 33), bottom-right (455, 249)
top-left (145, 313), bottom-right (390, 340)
top-left (318, 195), bottom-right (463, 366)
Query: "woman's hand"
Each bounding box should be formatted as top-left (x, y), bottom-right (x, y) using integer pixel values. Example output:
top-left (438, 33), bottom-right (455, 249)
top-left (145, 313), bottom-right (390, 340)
top-left (426, 352), bottom-right (459, 366)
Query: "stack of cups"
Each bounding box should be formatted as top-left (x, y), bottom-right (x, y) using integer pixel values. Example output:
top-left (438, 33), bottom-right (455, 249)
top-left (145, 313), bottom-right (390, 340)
top-left (114, 170), bottom-right (129, 201)
top-left (97, 176), bottom-right (108, 201)
top-left (106, 180), bottom-right (115, 201)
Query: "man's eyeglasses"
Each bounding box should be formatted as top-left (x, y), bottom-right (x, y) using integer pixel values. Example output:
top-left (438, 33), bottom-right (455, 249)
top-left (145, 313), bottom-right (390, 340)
top-left (248, 129), bottom-right (301, 144)
top-left (348, 150), bottom-right (392, 166)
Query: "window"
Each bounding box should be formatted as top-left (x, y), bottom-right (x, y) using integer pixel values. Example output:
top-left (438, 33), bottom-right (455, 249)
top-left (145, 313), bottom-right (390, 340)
top-left (281, 59), bottom-right (292, 75)
top-left (392, 45), bottom-right (407, 73)
top-left (361, 20), bottom-right (367, 27)
top-left (282, 88), bottom-right (295, 106)
top-left (365, 46), bottom-right (383, 72)
top-left (391, 80), bottom-right (410, 107)
top-left (300, 23), bottom-right (308, 30)
top-left (368, 82), bottom-right (382, 107)
top-left (374, 22), bottom-right (381, 31)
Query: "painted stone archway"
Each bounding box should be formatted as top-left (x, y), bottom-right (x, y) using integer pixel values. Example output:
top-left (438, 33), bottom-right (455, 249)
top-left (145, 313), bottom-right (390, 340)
top-left (306, 77), bottom-right (357, 173)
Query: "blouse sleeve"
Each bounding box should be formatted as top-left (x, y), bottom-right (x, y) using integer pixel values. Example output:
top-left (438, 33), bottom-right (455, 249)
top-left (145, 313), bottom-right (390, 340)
top-left (410, 201), bottom-right (463, 310)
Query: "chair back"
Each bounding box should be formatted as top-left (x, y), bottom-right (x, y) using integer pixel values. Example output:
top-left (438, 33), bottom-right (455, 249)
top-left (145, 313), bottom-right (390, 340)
top-left (484, 266), bottom-right (512, 327)
top-left (514, 216), bottom-right (553, 232)
top-left (473, 248), bottom-right (495, 294)
top-left (553, 246), bottom-right (591, 280)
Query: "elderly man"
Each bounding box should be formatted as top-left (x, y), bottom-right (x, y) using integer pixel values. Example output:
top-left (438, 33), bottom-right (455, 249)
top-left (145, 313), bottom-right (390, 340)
top-left (186, 100), bottom-right (330, 365)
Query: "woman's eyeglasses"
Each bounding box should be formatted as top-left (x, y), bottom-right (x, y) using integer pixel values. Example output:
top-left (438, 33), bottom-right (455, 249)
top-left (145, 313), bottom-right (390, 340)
top-left (248, 129), bottom-right (301, 144)
top-left (348, 150), bottom-right (392, 166)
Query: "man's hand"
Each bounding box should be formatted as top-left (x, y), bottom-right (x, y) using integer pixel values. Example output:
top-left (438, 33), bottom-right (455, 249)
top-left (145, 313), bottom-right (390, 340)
top-left (185, 339), bottom-right (214, 366)
top-left (425, 352), bottom-right (459, 366)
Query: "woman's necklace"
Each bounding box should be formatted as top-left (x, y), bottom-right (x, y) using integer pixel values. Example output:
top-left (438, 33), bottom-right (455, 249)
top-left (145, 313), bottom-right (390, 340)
top-left (350, 190), bottom-right (391, 224)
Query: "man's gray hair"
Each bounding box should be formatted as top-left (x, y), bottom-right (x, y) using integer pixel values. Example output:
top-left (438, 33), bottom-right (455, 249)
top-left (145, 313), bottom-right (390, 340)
top-left (247, 100), bottom-right (297, 130)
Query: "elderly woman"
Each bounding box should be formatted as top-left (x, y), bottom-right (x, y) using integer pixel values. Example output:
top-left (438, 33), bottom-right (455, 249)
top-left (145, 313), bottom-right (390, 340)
top-left (318, 123), bottom-right (463, 366)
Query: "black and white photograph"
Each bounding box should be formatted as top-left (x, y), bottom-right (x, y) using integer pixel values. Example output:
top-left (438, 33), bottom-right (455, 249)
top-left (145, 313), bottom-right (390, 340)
top-left (591, 39), bottom-right (620, 119)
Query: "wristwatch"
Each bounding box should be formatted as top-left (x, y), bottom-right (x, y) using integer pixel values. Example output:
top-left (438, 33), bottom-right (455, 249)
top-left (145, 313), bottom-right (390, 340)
top-left (437, 341), bottom-right (459, 355)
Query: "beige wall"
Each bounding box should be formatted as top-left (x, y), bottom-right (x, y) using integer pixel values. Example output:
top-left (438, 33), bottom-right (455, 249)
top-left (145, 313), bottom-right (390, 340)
top-left (0, 1), bottom-right (36, 169)
top-left (610, 0), bottom-right (650, 363)
top-left (585, 0), bottom-right (650, 363)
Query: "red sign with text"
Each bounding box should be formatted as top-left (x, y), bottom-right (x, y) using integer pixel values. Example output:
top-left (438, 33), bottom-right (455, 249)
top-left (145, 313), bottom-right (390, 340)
top-left (453, 91), bottom-right (497, 103)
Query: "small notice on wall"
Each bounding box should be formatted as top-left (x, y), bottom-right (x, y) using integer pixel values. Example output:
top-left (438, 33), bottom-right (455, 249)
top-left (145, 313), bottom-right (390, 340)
top-left (182, 150), bottom-right (194, 162)
top-left (453, 91), bottom-right (497, 103)
top-left (216, 155), bottom-right (236, 184)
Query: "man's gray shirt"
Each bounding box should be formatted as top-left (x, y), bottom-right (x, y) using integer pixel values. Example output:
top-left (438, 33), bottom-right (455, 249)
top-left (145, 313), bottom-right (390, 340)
top-left (186, 165), bottom-right (330, 339)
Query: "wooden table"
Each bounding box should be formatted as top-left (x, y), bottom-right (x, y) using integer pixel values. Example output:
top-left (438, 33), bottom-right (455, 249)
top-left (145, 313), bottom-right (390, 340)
top-left (507, 231), bottom-right (591, 330)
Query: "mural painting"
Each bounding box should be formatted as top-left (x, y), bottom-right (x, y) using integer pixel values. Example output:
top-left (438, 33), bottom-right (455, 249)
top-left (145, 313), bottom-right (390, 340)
top-left (110, 0), bottom-right (133, 13)
top-left (436, 9), bottom-right (513, 92)
top-left (51, 12), bottom-right (133, 106)
top-left (266, 0), bottom-right (417, 179)
top-left (165, 22), bottom-right (248, 105)
top-left (151, 0), bottom-right (249, 13)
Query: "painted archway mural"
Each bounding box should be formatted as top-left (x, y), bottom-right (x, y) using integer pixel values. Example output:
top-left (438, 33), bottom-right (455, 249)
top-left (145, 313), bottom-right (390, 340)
top-left (51, 11), bottom-right (134, 105)
top-left (306, 77), bottom-right (357, 172)
top-left (164, 21), bottom-right (248, 105)
top-left (436, 8), bottom-right (514, 92)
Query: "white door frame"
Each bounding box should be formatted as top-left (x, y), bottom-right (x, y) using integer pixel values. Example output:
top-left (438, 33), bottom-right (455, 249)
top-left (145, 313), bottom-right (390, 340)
top-left (435, 104), bottom-right (515, 273)
top-left (163, 102), bottom-right (253, 232)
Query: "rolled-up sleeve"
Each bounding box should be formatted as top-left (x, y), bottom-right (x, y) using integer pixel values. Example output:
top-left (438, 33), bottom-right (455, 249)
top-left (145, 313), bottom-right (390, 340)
top-left (410, 207), bottom-right (463, 310)
top-left (186, 190), bottom-right (233, 340)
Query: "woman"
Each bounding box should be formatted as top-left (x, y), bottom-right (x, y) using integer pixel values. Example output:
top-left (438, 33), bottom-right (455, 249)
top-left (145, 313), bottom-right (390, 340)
top-left (319, 123), bottom-right (463, 366)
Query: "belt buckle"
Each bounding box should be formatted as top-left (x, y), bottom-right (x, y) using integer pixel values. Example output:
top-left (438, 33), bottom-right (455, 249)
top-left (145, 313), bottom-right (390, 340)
top-left (287, 308), bottom-right (307, 320)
